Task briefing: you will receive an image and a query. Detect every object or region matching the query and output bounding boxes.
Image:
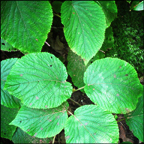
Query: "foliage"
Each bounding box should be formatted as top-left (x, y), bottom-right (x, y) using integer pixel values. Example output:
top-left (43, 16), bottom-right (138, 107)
top-left (1, 1), bottom-right (143, 143)
top-left (106, 1), bottom-right (144, 77)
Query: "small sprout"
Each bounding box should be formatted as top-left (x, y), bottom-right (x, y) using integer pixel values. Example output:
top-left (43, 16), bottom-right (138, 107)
top-left (119, 66), bottom-right (122, 69)
top-left (36, 39), bottom-right (38, 41)
top-left (29, 103), bottom-right (32, 106)
top-left (49, 120), bottom-right (52, 122)
top-left (93, 89), bottom-right (95, 90)
top-left (20, 74), bottom-right (23, 76)
top-left (73, 12), bottom-right (75, 14)
top-left (45, 105), bottom-right (47, 108)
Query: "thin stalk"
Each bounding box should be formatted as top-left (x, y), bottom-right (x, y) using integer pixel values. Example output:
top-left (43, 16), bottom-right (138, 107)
top-left (68, 110), bottom-right (74, 116)
top-left (69, 98), bottom-right (81, 106)
top-left (52, 135), bottom-right (56, 144)
top-left (45, 41), bottom-right (50, 47)
top-left (54, 13), bottom-right (61, 18)
top-left (73, 86), bottom-right (85, 92)
top-left (117, 118), bottom-right (126, 122)
top-left (99, 49), bottom-right (105, 53)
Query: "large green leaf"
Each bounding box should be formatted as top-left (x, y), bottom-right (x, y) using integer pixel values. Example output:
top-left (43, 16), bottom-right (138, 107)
top-left (67, 50), bottom-right (104, 92)
top-left (4, 52), bottom-right (72, 109)
top-left (64, 105), bottom-right (119, 143)
top-left (12, 128), bottom-right (53, 143)
top-left (1, 38), bottom-right (18, 52)
top-left (1, 58), bottom-right (21, 108)
top-left (84, 58), bottom-right (143, 114)
top-left (96, 1), bottom-right (118, 28)
top-left (1, 105), bottom-right (19, 140)
top-left (1, 1), bottom-right (53, 53)
top-left (125, 95), bottom-right (144, 142)
top-left (10, 102), bottom-right (69, 138)
top-left (133, 1), bottom-right (144, 11)
top-left (61, 1), bottom-right (106, 65)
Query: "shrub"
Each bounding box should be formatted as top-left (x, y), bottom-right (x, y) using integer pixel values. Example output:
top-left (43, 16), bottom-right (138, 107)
top-left (1, 1), bottom-right (143, 143)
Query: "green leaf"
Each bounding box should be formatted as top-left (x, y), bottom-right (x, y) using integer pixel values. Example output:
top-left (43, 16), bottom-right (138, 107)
top-left (1, 105), bottom-right (19, 140)
top-left (125, 95), bottom-right (144, 142)
top-left (100, 26), bottom-right (114, 51)
top-left (84, 58), bottom-right (143, 114)
top-left (10, 102), bottom-right (69, 138)
top-left (67, 50), bottom-right (86, 92)
top-left (1, 1), bottom-right (53, 53)
top-left (1, 58), bottom-right (21, 108)
top-left (4, 52), bottom-right (72, 109)
top-left (126, 0), bottom-right (132, 4)
top-left (12, 128), bottom-right (53, 143)
top-left (64, 105), bottom-right (119, 143)
top-left (67, 50), bottom-right (104, 92)
top-left (52, 1), bottom-right (62, 13)
top-left (1, 38), bottom-right (18, 52)
top-left (96, 1), bottom-right (118, 28)
top-left (61, 1), bottom-right (106, 65)
top-left (133, 1), bottom-right (144, 11)
top-left (130, 1), bottom-right (140, 10)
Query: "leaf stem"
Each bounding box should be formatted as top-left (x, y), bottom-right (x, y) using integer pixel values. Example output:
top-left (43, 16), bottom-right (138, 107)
top-left (67, 110), bottom-right (74, 116)
top-left (117, 118), bottom-right (126, 122)
top-left (69, 98), bottom-right (81, 106)
top-left (45, 41), bottom-right (50, 47)
top-left (73, 86), bottom-right (85, 92)
top-left (52, 135), bottom-right (56, 144)
top-left (99, 49), bottom-right (105, 53)
top-left (54, 13), bottom-right (61, 18)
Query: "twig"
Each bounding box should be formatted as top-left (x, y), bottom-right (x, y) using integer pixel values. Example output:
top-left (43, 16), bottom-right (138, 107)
top-left (45, 41), bottom-right (50, 47)
top-left (99, 49), bottom-right (105, 53)
top-left (117, 118), bottom-right (126, 123)
top-left (69, 98), bottom-right (81, 106)
top-left (52, 135), bottom-right (56, 144)
top-left (73, 86), bottom-right (85, 92)
top-left (54, 13), bottom-right (61, 18)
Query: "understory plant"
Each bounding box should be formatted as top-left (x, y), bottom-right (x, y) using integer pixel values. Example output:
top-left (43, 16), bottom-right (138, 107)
top-left (1, 1), bottom-right (143, 143)
top-left (106, 0), bottom-right (144, 77)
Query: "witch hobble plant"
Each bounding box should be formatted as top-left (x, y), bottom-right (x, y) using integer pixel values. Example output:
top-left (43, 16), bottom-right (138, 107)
top-left (1, 1), bottom-right (143, 143)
